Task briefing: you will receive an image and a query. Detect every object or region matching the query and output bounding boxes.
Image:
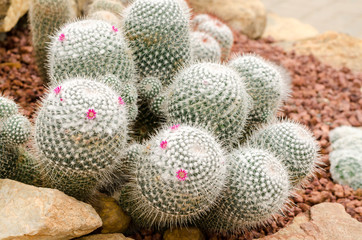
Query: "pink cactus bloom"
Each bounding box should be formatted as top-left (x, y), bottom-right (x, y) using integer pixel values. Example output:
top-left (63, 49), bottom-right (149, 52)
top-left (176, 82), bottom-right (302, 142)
top-left (86, 109), bottom-right (97, 120)
top-left (59, 33), bottom-right (65, 41)
top-left (160, 140), bottom-right (167, 149)
top-left (118, 97), bottom-right (125, 105)
top-left (60, 98), bottom-right (63, 102)
top-left (170, 124), bottom-right (180, 130)
top-left (176, 169), bottom-right (187, 181)
top-left (54, 86), bottom-right (62, 95)
top-left (112, 26), bottom-right (118, 32)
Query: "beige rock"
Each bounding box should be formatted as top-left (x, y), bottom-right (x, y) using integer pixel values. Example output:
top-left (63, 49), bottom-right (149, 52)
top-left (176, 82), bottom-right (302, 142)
top-left (78, 233), bottom-right (134, 240)
top-left (276, 31), bottom-right (362, 73)
top-left (0, 0), bottom-right (30, 32)
top-left (188, 0), bottom-right (266, 39)
top-left (164, 227), bottom-right (205, 240)
top-left (262, 13), bottom-right (319, 42)
top-left (91, 192), bottom-right (131, 234)
top-left (0, 179), bottom-right (102, 240)
top-left (259, 202), bottom-right (362, 240)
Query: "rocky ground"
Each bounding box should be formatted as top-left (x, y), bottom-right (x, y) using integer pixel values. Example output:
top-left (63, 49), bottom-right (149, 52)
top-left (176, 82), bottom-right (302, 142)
top-left (0, 18), bottom-right (361, 240)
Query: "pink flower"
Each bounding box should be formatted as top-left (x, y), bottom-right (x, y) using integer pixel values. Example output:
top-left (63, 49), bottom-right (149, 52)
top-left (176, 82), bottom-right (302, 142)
top-left (54, 86), bottom-right (62, 95)
top-left (60, 98), bottom-right (63, 102)
top-left (160, 140), bottom-right (167, 149)
top-left (59, 33), bottom-right (65, 42)
top-left (170, 124), bottom-right (180, 130)
top-left (176, 169), bottom-right (187, 181)
top-left (118, 97), bottom-right (125, 105)
top-left (112, 26), bottom-right (118, 32)
top-left (86, 109), bottom-right (96, 120)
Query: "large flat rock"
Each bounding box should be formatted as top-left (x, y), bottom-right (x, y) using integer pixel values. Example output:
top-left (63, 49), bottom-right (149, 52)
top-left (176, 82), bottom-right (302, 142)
top-left (275, 31), bottom-right (362, 73)
top-left (259, 202), bottom-right (362, 240)
top-left (0, 179), bottom-right (102, 240)
top-left (0, 0), bottom-right (30, 32)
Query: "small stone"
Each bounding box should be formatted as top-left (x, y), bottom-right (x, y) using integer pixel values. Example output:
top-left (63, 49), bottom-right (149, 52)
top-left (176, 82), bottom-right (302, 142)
top-left (163, 227), bottom-right (205, 240)
top-left (333, 184), bottom-right (345, 198)
top-left (0, 179), bottom-right (102, 239)
top-left (77, 233), bottom-right (134, 240)
top-left (91, 192), bottom-right (131, 234)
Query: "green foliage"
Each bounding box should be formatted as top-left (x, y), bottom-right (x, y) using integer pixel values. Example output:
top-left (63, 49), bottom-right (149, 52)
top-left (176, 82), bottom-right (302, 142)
top-left (119, 124), bottom-right (227, 228)
top-left (29, 0), bottom-right (76, 83)
top-left (123, 0), bottom-right (191, 86)
top-left (34, 78), bottom-right (129, 200)
top-left (201, 147), bottom-right (290, 233)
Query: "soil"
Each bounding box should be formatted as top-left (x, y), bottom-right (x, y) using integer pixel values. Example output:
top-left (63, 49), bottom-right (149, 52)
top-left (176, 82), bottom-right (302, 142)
top-left (0, 18), bottom-right (361, 240)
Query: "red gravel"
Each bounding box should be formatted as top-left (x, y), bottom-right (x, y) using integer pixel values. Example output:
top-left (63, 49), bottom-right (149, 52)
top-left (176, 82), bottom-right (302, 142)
top-left (1, 20), bottom-right (361, 240)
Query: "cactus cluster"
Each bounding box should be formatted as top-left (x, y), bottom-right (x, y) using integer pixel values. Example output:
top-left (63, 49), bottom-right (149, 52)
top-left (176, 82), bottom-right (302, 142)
top-left (195, 17), bottom-right (233, 61)
top-left (329, 126), bottom-right (362, 190)
top-left (0, 96), bottom-right (42, 186)
top-left (0, 0), bottom-right (322, 236)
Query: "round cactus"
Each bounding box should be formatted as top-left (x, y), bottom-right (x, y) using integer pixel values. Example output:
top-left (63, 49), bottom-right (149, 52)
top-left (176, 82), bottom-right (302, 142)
top-left (162, 62), bottom-right (251, 146)
top-left (330, 149), bottom-right (362, 190)
top-left (119, 124), bottom-right (227, 228)
top-left (0, 96), bottom-right (18, 119)
top-left (0, 114), bottom-right (31, 145)
top-left (138, 76), bottom-right (163, 102)
top-left (29, 0), bottom-right (76, 83)
top-left (251, 121), bottom-right (319, 186)
top-left (49, 19), bottom-right (135, 84)
top-left (190, 31), bottom-right (221, 62)
top-left (229, 54), bottom-right (286, 126)
top-left (331, 134), bottom-right (362, 152)
top-left (201, 147), bottom-right (290, 233)
top-left (191, 14), bottom-right (213, 28)
top-left (196, 19), bottom-right (233, 61)
top-left (87, 0), bottom-right (125, 15)
top-left (329, 126), bottom-right (362, 144)
top-left (0, 144), bottom-right (43, 187)
top-left (123, 0), bottom-right (191, 86)
top-left (88, 10), bottom-right (122, 27)
top-left (34, 78), bottom-right (129, 200)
